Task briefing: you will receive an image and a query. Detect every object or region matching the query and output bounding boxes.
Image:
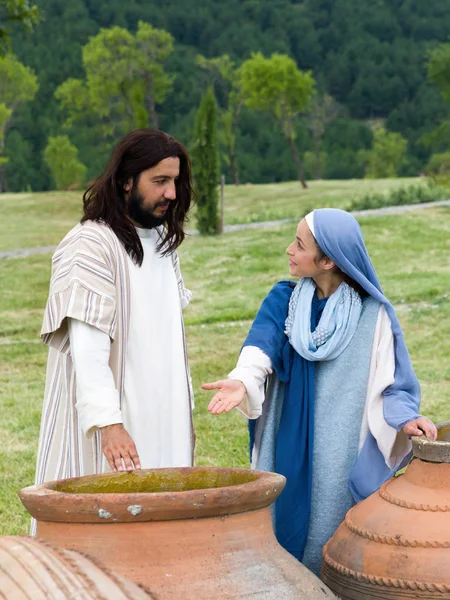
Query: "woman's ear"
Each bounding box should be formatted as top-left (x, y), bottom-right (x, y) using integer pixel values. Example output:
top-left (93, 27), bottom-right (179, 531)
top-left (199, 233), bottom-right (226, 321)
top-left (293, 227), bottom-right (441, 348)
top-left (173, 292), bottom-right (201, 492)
top-left (319, 256), bottom-right (336, 271)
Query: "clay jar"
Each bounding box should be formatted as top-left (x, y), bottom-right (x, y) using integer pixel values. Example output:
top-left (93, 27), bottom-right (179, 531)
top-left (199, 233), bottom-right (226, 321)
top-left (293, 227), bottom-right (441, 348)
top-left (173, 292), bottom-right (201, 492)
top-left (20, 466), bottom-right (336, 600)
top-left (321, 421), bottom-right (450, 599)
top-left (0, 535), bottom-right (153, 599)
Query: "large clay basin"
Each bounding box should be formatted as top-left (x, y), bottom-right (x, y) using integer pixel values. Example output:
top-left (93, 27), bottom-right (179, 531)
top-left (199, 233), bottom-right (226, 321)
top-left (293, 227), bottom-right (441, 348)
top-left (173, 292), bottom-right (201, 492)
top-left (321, 421), bottom-right (450, 599)
top-left (0, 535), bottom-right (153, 599)
top-left (20, 466), bottom-right (336, 599)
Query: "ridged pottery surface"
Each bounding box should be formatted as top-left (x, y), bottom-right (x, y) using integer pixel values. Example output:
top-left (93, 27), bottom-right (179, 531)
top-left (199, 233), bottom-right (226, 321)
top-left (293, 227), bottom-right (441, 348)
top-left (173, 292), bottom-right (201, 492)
top-left (0, 535), bottom-right (153, 599)
top-left (321, 421), bottom-right (450, 599)
top-left (20, 466), bottom-right (336, 600)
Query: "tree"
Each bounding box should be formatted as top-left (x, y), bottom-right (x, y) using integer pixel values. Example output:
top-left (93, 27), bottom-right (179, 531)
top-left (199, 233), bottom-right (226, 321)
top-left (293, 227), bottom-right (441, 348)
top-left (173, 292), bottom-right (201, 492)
top-left (305, 94), bottom-right (341, 179)
top-left (0, 0), bottom-right (39, 55)
top-left (8, 0), bottom-right (450, 190)
top-left (56, 22), bottom-right (175, 138)
top-left (426, 43), bottom-right (450, 153)
top-left (4, 129), bottom-right (35, 191)
top-left (240, 52), bottom-right (315, 188)
top-left (303, 150), bottom-right (327, 180)
top-left (0, 53), bottom-right (38, 191)
top-left (43, 135), bottom-right (86, 190)
top-left (192, 86), bottom-right (220, 235)
top-left (82, 26), bottom-right (139, 133)
top-left (363, 127), bottom-right (408, 179)
top-left (428, 43), bottom-right (450, 105)
top-left (135, 21), bottom-right (175, 128)
top-left (424, 152), bottom-right (450, 185)
top-left (197, 54), bottom-right (243, 185)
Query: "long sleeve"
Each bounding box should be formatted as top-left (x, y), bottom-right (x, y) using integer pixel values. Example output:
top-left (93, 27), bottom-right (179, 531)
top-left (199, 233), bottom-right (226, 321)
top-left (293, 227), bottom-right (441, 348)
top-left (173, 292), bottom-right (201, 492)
top-left (68, 317), bottom-right (123, 438)
top-left (360, 306), bottom-right (412, 469)
top-left (228, 346), bottom-right (273, 419)
top-left (171, 250), bottom-right (192, 309)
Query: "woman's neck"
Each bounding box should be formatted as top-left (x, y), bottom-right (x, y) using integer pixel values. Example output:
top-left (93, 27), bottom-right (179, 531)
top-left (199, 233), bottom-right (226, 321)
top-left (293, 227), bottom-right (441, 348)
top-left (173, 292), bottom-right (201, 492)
top-left (313, 272), bottom-right (345, 299)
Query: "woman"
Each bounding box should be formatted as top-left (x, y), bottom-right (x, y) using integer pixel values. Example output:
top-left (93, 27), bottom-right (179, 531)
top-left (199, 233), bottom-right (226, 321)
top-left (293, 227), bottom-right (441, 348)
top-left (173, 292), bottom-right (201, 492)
top-left (202, 209), bottom-right (437, 576)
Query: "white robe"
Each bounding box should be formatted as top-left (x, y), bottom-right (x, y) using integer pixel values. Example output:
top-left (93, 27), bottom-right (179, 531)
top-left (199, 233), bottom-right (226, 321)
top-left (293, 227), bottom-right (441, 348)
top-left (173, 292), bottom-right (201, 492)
top-left (68, 226), bottom-right (192, 468)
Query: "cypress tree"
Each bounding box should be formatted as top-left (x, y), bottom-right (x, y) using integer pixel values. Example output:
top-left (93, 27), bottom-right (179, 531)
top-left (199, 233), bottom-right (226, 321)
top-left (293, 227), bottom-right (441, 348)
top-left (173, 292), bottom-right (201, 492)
top-left (192, 86), bottom-right (220, 235)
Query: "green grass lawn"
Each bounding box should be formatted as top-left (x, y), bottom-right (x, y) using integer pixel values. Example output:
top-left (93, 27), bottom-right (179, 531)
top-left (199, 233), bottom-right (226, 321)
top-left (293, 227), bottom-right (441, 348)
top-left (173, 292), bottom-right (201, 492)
top-left (0, 177), bottom-right (418, 252)
top-left (1, 182), bottom-right (449, 535)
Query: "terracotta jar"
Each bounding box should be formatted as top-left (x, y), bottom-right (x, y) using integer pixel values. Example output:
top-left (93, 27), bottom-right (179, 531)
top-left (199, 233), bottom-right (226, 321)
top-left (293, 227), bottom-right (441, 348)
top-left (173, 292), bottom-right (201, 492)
top-left (0, 535), bottom-right (153, 599)
top-left (322, 421), bottom-right (450, 599)
top-left (20, 466), bottom-right (336, 599)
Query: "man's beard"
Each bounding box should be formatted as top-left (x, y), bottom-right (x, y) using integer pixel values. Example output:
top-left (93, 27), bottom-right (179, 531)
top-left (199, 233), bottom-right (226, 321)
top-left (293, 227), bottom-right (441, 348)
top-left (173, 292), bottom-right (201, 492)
top-left (128, 188), bottom-right (169, 229)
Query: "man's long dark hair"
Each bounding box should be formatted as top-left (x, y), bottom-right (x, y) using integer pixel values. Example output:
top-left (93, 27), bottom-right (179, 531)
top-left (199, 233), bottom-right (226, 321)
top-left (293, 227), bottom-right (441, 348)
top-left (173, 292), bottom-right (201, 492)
top-left (82, 129), bottom-right (193, 266)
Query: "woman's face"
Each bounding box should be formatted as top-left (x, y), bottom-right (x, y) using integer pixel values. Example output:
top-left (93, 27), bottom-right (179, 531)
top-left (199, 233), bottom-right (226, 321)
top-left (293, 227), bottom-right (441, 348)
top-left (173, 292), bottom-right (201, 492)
top-left (286, 219), bottom-right (324, 279)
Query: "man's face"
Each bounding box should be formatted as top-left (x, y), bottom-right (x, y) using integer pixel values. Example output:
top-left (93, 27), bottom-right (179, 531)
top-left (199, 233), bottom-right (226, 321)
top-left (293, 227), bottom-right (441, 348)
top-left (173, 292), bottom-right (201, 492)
top-left (125, 156), bottom-right (180, 229)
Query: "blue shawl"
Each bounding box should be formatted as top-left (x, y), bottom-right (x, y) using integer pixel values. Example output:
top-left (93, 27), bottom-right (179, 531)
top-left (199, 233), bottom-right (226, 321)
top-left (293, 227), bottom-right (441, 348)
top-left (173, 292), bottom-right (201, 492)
top-left (246, 284), bottom-right (327, 559)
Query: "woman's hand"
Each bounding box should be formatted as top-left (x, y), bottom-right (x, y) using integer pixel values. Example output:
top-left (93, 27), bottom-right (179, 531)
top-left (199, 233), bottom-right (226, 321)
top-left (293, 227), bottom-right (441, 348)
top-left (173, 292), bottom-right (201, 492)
top-left (402, 417), bottom-right (438, 441)
top-left (201, 379), bottom-right (247, 414)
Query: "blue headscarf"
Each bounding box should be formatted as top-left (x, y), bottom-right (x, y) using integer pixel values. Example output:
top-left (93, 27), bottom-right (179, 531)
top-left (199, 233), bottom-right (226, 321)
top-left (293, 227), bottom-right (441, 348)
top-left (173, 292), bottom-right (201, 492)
top-left (312, 208), bottom-right (421, 431)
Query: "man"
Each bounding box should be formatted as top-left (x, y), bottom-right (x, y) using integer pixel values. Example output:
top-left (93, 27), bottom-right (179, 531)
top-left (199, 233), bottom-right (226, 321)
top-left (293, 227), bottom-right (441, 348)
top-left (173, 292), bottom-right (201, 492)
top-left (35, 129), bottom-right (194, 492)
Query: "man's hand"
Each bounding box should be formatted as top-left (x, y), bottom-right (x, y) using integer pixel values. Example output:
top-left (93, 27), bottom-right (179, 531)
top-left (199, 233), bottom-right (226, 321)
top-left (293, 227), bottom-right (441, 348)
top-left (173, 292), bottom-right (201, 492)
top-left (402, 417), bottom-right (437, 441)
top-left (201, 379), bottom-right (247, 414)
top-left (100, 424), bottom-right (141, 472)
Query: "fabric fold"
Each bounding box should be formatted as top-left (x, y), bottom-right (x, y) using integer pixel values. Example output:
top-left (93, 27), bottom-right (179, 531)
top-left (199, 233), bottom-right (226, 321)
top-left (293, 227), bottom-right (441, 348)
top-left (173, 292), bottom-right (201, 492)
top-left (42, 281), bottom-right (116, 354)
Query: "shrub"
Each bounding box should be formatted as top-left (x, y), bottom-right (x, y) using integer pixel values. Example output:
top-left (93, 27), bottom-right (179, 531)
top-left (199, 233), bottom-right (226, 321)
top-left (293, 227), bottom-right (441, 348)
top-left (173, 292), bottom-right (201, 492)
top-left (347, 181), bottom-right (449, 211)
top-left (43, 135), bottom-right (86, 190)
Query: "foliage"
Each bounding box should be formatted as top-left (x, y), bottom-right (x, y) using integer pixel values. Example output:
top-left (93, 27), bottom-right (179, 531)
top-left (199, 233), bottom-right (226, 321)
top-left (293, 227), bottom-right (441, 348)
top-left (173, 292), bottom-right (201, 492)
top-left (322, 118), bottom-right (372, 179)
top-left (135, 21), bottom-right (174, 128)
top-left (6, 0), bottom-right (450, 191)
top-left (197, 54), bottom-right (243, 185)
top-left (240, 52), bottom-right (315, 187)
top-left (427, 43), bottom-right (450, 106)
top-left (0, 0), bottom-right (39, 54)
top-left (347, 180), bottom-right (449, 211)
top-left (3, 129), bottom-right (36, 191)
top-left (55, 21), bottom-right (174, 137)
top-left (424, 152), bottom-right (450, 186)
top-left (305, 94), bottom-right (341, 179)
top-left (425, 44), bottom-right (450, 159)
top-left (43, 135), bottom-right (86, 190)
top-left (303, 150), bottom-right (327, 180)
top-left (0, 104), bottom-right (12, 164)
top-left (0, 52), bottom-right (38, 190)
top-left (192, 86), bottom-right (220, 235)
top-left (363, 127), bottom-right (408, 178)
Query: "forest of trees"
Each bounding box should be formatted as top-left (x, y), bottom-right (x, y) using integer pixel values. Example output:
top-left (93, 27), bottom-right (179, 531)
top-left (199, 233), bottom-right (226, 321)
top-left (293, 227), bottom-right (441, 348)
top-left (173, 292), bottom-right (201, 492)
top-left (4, 0), bottom-right (450, 192)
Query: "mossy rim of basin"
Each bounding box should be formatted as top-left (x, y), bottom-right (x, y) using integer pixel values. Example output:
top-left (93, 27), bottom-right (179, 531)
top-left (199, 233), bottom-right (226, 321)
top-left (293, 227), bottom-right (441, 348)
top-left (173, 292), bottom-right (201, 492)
top-left (52, 470), bottom-right (261, 494)
top-left (437, 425), bottom-right (450, 443)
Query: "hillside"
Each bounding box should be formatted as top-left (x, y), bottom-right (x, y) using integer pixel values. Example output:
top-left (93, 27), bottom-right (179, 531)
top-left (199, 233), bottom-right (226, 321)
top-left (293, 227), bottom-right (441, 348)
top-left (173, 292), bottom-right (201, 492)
top-left (7, 0), bottom-right (450, 191)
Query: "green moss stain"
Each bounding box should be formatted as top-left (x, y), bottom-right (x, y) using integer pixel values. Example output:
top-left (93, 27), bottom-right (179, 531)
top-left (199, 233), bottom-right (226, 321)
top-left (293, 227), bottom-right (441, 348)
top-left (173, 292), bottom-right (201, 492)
top-left (438, 425), bottom-right (450, 443)
top-left (53, 470), bottom-right (259, 495)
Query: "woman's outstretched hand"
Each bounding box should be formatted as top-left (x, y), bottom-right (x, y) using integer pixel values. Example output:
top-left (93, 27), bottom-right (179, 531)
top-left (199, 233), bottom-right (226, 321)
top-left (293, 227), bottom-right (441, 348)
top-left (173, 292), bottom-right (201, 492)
top-left (402, 417), bottom-right (438, 441)
top-left (201, 379), bottom-right (247, 414)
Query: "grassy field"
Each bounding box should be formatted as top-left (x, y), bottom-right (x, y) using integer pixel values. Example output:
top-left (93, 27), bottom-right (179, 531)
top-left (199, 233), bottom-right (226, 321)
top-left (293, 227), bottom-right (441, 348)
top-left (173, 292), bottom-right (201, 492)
top-left (1, 178), bottom-right (449, 535)
top-left (0, 177), bottom-right (418, 252)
